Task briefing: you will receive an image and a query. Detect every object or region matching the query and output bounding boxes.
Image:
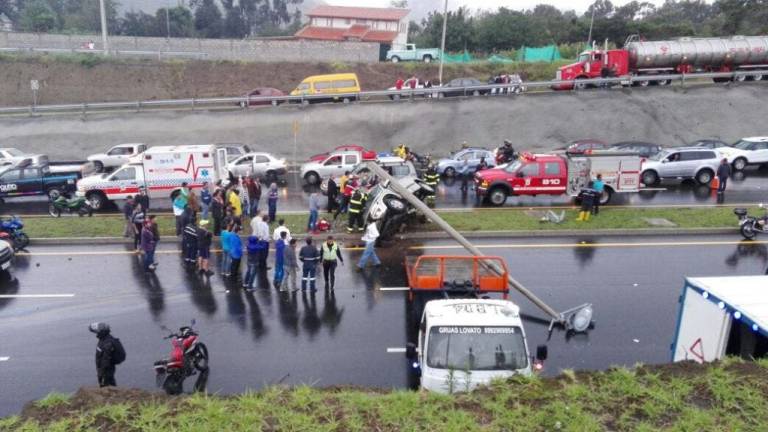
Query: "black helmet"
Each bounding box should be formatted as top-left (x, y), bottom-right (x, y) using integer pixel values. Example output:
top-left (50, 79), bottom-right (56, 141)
top-left (88, 322), bottom-right (110, 335)
top-left (503, 139), bottom-right (512, 146)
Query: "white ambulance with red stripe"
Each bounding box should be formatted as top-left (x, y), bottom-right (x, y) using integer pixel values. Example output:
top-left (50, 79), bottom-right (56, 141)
top-left (76, 145), bottom-right (228, 210)
top-left (474, 151), bottom-right (642, 206)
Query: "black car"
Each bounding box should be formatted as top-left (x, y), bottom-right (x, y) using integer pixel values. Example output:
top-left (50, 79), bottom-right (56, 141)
top-left (438, 78), bottom-right (489, 98)
top-left (688, 139), bottom-right (730, 149)
top-left (609, 141), bottom-right (663, 158)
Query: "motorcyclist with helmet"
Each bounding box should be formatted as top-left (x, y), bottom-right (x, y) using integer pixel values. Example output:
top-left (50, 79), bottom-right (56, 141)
top-left (88, 322), bottom-right (124, 387)
top-left (498, 139), bottom-right (517, 164)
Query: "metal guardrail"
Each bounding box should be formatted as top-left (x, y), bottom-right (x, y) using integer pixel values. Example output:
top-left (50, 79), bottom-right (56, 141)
top-left (0, 46), bottom-right (208, 59)
top-left (1, 69), bottom-right (766, 116)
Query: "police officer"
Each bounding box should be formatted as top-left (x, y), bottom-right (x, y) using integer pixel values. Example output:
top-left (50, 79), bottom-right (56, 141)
top-left (347, 187), bottom-right (367, 233)
top-left (321, 235), bottom-right (344, 290)
top-left (88, 322), bottom-right (124, 387)
top-left (424, 164), bottom-right (439, 207)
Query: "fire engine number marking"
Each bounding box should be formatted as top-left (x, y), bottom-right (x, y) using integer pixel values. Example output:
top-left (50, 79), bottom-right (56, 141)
top-left (542, 179), bottom-right (561, 185)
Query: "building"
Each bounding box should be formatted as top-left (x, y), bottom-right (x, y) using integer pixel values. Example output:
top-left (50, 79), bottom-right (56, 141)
top-left (295, 5), bottom-right (410, 51)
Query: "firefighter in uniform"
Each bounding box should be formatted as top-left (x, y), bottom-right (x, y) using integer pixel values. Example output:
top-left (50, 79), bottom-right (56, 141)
top-left (347, 187), bottom-right (367, 233)
top-left (424, 164), bottom-right (439, 207)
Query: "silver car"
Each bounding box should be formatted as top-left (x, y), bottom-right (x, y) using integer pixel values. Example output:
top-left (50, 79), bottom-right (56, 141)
top-left (227, 152), bottom-right (287, 180)
top-left (640, 147), bottom-right (721, 185)
top-left (435, 148), bottom-right (496, 177)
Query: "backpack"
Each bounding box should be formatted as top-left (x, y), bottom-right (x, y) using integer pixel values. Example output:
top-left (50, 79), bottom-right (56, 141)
top-left (111, 338), bottom-right (126, 365)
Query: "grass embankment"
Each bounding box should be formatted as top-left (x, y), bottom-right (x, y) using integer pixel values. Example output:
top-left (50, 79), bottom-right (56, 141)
top-left (22, 206), bottom-right (744, 239)
top-left (3, 358), bottom-right (767, 431)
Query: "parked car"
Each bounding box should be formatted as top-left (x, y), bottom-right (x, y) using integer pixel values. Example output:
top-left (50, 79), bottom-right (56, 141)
top-left (609, 141), bottom-right (663, 158)
top-left (227, 152), bottom-right (287, 181)
top-left (239, 87), bottom-right (285, 107)
top-left (564, 139), bottom-right (608, 154)
top-left (488, 74), bottom-right (526, 94)
top-left (0, 160), bottom-right (78, 202)
top-left (688, 139), bottom-right (731, 149)
top-left (216, 143), bottom-right (253, 163)
top-left (0, 239), bottom-right (13, 273)
top-left (437, 78), bottom-right (489, 98)
top-left (0, 148), bottom-right (48, 166)
top-left (436, 148), bottom-right (496, 177)
top-left (289, 73), bottom-right (361, 104)
top-left (300, 150), bottom-right (363, 185)
top-left (640, 147), bottom-right (721, 185)
top-left (388, 78), bottom-right (436, 100)
top-left (320, 156), bottom-right (418, 194)
top-left (87, 143), bottom-right (147, 173)
top-left (309, 145), bottom-right (377, 163)
top-left (386, 44), bottom-right (440, 63)
top-left (716, 137), bottom-right (768, 171)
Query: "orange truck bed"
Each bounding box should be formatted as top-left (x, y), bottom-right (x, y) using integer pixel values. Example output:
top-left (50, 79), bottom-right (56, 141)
top-left (405, 255), bottom-right (509, 299)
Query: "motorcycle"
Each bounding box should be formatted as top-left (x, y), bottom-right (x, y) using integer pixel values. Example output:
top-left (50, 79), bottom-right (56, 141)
top-left (49, 195), bottom-right (93, 217)
top-left (153, 321), bottom-right (209, 395)
top-left (734, 204), bottom-right (768, 240)
top-left (494, 145), bottom-right (518, 165)
top-left (0, 216), bottom-right (29, 251)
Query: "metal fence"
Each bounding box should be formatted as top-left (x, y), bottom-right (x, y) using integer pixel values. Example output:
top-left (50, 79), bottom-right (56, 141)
top-left (0, 46), bottom-right (208, 60)
top-left (1, 69), bottom-right (766, 117)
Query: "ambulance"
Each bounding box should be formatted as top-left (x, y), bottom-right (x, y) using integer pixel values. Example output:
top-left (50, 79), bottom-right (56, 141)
top-left (76, 145), bottom-right (228, 210)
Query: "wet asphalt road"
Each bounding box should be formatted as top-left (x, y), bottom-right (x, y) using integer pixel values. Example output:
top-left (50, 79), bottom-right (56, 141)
top-left (3, 167), bottom-right (768, 216)
top-left (1, 234), bottom-right (768, 416)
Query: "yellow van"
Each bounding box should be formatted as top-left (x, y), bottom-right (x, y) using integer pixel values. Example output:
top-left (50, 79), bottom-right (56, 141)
top-left (289, 73), bottom-right (361, 103)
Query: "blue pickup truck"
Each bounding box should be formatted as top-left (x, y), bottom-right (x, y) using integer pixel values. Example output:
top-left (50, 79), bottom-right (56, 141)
top-left (0, 162), bottom-right (79, 203)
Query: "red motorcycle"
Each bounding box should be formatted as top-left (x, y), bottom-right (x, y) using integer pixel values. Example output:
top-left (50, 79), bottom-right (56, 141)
top-left (153, 321), bottom-right (209, 395)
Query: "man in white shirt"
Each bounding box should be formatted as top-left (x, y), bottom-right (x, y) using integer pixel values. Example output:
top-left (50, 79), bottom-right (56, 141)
top-left (250, 211), bottom-right (270, 241)
top-left (272, 218), bottom-right (292, 243)
top-left (357, 221), bottom-right (381, 269)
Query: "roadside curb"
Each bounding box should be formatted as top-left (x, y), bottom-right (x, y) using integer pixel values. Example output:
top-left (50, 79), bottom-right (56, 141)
top-left (28, 227), bottom-right (737, 246)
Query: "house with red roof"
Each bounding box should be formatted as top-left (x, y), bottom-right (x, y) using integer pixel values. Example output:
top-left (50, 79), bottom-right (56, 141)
top-left (295, 5), bottom-right (410, 51)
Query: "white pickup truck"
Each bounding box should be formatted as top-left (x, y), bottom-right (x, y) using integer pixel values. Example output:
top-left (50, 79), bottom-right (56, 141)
top-left (87, 143), bottom-right (147, 172)
top-left (300, 150), bottom-right (362, 185)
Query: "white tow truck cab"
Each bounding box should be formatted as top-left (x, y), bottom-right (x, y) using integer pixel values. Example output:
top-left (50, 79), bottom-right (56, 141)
top-left (77, 145), bottom-right (228, 210)
top-left (672, 276), bottom-right (768, 363)
top-left (404, 255), bottom-right (547, 393)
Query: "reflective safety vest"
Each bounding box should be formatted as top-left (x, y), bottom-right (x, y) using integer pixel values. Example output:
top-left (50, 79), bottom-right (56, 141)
top-left (348, 191), bottom-right (366, 214)
top-left (425, 171), bottom-right (439, 187)
top-left (322, 242), bottom-right (339, 261)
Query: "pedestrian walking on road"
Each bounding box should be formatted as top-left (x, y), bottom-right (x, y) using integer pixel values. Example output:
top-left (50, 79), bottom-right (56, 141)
top-left (358, 222), bottom-right (381, 269)
top-left (200, 182), bottom-right (212, 220)
top-left (131, 205), bottom-right (145, 251)
top-left (308, 192), bottom-right (320, 233)
top-left (238, 177), bottom-right (250, 218)
top-left (244, 235), bottom-right (261, 289)
top-left (229, 224), bottom-right (243, 279)
top-left (321, 236), bottom-right (344, 290)
top-left (267, 183), bottom-right (279, 224)
top-left (282, 238), bottom-right (299, 291)
top-left (219, 223), bottom-right (232, 276)
top-left (89, 322), bottom-right (125, 387)
top-left (592, 174), bottom-right (605, 215)
top-left (135, 187), bottom-right (150, 212)
top-left (274, 231), bottom-right (287, 288)
top-left (299, 237), bottom-right (320, 291)
top-left (141, 219), bottom-right (157, 272)
top-left (228, 188), bottom-right (243, 223)
top-left (196, 220), bottom-right (213, 276)
top-left (717, 158), bottom-right (731, 194)
top-left (122, 196), bottom-right (134, 238)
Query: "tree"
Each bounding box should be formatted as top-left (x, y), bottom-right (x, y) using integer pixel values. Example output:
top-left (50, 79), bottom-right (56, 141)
top-left (194, 0), bottom-right (223, 38)
top-left (156, 6), bottom-right (195, 38)
top-left (61, 0), bottom-right (119, 33)
top-left (19, 0), bottom-right (57, 32)
top-left (390, 0), bottom-right (408, 7)
top-left (416, 6), bottom-right (476, 52)
top-left (120, 10), bottom-right (158, 36)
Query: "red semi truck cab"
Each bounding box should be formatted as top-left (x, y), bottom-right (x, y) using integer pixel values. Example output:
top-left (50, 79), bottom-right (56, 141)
top-left (475, 152), bottom-right (642, 206)
top-left (555, 49), bottom-right (630, 90)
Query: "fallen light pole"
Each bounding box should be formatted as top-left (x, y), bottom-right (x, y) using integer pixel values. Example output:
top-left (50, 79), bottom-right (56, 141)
top-left (365, 161), bottom-right (593, 332)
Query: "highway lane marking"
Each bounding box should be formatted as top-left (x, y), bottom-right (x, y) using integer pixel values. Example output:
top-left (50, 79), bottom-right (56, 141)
top-left (0, 294), bottom-right (75, 298)
top-left (14, 239), bottom-right (768, 257)
top-left (380, 287), bottom-right (410, 291)
top-left (386, 347), bottom-right (406, 353)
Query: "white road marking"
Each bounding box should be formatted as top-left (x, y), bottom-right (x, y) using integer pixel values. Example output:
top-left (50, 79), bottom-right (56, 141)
top-left (380, 287), bottom-right (410, 291)
top-left (0, 294), bottom-right (75, 298)
top-left (386, 347), bottom-right (406, 353)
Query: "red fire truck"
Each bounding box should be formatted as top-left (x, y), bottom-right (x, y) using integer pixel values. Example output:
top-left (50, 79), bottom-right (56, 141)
top-left (474, 152), bottom-right (642, 206)
top-left (555, 35), bottom-right (768, 90)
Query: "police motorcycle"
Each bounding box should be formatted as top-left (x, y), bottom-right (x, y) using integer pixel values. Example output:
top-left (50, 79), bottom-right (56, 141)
top-left (734, 204), bottom-right (768, 240)
top-left (494, 140), bottom-right (518, 165)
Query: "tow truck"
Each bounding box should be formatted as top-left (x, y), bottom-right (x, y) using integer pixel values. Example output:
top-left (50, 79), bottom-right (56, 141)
top-left (474, 151), bottom-right (642, 206)
top-left (404, 255), bottom-right (547, 393)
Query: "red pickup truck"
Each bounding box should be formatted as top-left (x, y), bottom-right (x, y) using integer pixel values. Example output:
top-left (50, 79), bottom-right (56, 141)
top-left (474, 152), bottom-right (642, 206)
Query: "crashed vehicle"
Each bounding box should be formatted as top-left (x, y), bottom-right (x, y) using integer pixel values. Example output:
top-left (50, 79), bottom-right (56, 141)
top-left (361, 173), bottom-right (433, 241)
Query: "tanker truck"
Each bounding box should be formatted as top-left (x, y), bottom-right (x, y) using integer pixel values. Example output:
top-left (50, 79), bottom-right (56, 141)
top-left (555, 35), bottom-right (768, 90)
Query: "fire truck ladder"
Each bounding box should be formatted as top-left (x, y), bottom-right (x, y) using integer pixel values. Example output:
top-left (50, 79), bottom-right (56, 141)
top-left (366, 161), bottom-right (593, 333)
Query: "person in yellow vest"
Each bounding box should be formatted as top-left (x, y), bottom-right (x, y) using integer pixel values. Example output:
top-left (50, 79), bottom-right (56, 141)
top-left (347, 187), bottom-right (367, 233)
top-left (321, 236), bottom-right (344, 290)
top-left (228, 187), bottom-right (243, 223)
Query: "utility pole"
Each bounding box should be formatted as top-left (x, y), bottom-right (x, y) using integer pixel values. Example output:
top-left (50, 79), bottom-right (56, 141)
top-left (437, 0), bottom-right (448, 86)
top-left (587, 4), bottom-right (596, 47)
top-left (165, 1), bottom-right (172, 39)
top-left (99, 0), bottom-right (109, 55)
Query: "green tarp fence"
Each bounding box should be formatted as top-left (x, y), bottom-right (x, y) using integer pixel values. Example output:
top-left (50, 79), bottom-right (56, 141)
top-left (487, 54), bottom-right (515, 64)
top-left (515, 45), bottom-right (562, 63)
top-left (442, 50), bottom-right (474, 63)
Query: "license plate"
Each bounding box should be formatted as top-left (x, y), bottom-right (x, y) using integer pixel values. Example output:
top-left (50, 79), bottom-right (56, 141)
top-left (1, 261), bottom-right (10, 270)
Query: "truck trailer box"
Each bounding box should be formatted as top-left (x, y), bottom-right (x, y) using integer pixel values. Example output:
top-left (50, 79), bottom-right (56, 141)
top-left (671, 276), bottom-right (768, 363)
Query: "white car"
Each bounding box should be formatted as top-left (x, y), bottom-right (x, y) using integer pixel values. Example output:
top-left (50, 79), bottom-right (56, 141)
top-left (0, 148), bottom-right (47, 166)
top-left (87, 143), bottom-right (147, 172)
top-left (227, 152), bottom-right (287, 180)
top-left (300, 150), bottom-right (362, 185)
top-left (716, 137), bottom-right (768, 171)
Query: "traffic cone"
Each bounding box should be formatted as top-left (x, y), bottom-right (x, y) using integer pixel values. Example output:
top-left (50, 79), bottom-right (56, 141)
top-left (710, 177), bottom-right (720, 191)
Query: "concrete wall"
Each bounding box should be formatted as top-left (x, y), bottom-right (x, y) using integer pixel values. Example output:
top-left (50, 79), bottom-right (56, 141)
top-left (0, 85), bottom-right (766, 162)
top-left (0, 32), bottom-right (379, 63)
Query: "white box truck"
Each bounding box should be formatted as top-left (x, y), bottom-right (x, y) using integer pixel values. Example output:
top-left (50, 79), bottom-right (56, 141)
top-left (671, 276), bottom-right (768, 363)
top-left (76, 145), bottom-right (228, 210)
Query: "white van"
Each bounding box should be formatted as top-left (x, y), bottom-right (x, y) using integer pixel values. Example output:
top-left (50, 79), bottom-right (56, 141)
top-left (407, 299), bottom-right (546, 394)
top-left (77, 145), bottom-right (228, 210)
